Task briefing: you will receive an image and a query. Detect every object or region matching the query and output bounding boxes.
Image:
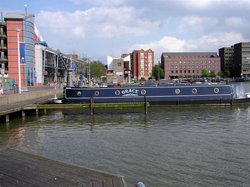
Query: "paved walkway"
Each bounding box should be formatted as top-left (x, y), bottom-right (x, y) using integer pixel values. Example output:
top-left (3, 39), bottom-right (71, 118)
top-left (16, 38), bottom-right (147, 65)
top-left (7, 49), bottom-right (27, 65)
top-left (0, 86), bottom-right (62, 115)
top-left (0, 148), bottom-right (126, 187)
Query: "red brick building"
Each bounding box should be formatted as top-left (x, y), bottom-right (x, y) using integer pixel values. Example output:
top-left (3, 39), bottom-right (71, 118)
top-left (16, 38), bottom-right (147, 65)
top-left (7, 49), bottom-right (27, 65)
top-left (161, 52), bottom-right (221, 80)
top-left (5, 13), bottom-right (35, 87)
top-left (131, 49), bottom-right (154, 80)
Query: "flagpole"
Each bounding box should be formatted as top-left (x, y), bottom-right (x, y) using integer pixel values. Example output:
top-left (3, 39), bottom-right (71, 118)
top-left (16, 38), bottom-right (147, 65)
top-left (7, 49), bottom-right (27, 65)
top-left (17, 29), bottom-right (22, 94)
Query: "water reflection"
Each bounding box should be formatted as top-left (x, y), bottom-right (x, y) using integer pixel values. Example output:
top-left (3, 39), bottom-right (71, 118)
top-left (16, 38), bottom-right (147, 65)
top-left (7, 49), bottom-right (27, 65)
top-left (1, 85), bottom-right (250, 186)
top-left (7, 127), bottom-right (26, 148)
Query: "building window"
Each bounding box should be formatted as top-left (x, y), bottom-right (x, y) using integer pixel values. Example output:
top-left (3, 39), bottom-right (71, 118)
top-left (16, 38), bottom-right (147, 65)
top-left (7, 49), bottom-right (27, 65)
top-left (118, 62), bottom-right (121, 66)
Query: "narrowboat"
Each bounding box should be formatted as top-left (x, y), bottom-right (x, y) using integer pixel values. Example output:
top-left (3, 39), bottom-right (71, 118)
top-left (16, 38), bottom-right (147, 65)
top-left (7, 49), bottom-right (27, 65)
top-left (61, 83), bottom-right (250, 105)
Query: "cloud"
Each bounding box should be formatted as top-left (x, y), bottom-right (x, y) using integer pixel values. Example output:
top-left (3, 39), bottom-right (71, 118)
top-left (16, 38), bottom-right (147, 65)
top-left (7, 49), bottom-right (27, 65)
top-left (36, 7), bottom-right (159, 39)
top-left (134, 32), bottom-right (244, 61)
top-left (225, 17), bottom-right (244, 27)
top-left (69, 0), bottom-right (123, 6)
top-left (34, 0), bottom-right (250, 62)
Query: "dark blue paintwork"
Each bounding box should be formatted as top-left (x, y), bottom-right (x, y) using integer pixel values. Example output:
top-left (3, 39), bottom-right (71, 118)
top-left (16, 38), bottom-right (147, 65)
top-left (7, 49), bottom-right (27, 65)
top-left (63, 84), bottom-right (235, 105)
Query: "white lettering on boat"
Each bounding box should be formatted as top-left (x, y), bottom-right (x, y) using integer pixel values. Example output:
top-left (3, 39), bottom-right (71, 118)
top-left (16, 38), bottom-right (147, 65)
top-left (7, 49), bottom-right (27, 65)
top-left (121, 89), bottom-right (139, 96)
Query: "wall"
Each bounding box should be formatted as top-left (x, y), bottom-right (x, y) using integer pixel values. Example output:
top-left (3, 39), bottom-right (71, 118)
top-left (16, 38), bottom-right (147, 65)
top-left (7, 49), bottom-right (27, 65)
top-left (0, 88), bottom-right (62, 105)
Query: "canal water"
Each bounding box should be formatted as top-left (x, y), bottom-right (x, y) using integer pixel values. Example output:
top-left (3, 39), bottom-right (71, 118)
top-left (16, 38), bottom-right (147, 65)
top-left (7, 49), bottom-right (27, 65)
top-left (1, 83), bottom-right (250, 186)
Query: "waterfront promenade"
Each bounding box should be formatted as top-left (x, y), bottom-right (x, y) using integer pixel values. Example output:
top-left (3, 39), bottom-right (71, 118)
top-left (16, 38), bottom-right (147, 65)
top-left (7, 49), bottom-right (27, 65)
top-left (0, 86), bottom-right (62, 118)
top-left (0, 148), bottom-right (126, 187)
top-left (0, 87), bottom-right (127, 187)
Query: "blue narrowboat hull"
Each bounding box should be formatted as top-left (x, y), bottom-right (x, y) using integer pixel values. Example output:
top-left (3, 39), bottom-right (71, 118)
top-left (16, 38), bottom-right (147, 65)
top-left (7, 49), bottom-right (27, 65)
top-left (63, 84), bottom-right (235, 105)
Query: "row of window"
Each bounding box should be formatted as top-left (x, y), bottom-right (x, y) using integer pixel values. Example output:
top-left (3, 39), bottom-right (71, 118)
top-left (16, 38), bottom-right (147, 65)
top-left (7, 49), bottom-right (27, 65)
top-left (169, 60), bottom-right (217, 64)
top-left (171, 70), bottom-right (200, 74)
top-left (171, 65), bottom-right (216, 69)
top-left (166, 55), bottom-right (217, 59)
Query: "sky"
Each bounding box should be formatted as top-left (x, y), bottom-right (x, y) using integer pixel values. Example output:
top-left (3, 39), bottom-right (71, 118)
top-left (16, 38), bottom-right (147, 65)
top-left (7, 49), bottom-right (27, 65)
top-left (1, 0), bottom-right (250, 63)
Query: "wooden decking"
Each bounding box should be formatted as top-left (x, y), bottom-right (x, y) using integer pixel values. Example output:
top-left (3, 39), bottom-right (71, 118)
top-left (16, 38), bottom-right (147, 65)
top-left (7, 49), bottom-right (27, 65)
top-left (0, 148), bottom-right (126, 187)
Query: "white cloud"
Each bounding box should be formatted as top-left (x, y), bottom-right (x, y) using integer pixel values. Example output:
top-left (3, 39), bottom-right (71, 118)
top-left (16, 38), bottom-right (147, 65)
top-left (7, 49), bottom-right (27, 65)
top-left (225, 17), bottom-right (244, 27)
top-left (36, 7), bottom-right (159, 39)
top-left (176, 0), bottom-right (215, 9)
top-left (134, 32), bottom-right (244, 61)
top-left (33, 0), bottom-right (250, 61)
top-left (178, 16), bottom-right (218, 33)
top-left (69, 0), bottom-right (123, 6)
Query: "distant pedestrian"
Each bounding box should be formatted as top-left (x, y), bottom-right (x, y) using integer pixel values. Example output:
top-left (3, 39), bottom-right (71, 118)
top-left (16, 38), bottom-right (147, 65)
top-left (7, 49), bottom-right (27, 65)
top-left (13, 84), bottom-right (16, 93)
top-left (0, 87), bottom-right (3, 96)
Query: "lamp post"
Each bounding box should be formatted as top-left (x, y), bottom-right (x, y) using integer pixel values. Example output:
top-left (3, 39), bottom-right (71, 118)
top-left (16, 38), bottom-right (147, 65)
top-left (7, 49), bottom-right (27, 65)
top-left (88, 59), bottom-right (91, 87)
top-left (17, 29), bottom-right (22, 94)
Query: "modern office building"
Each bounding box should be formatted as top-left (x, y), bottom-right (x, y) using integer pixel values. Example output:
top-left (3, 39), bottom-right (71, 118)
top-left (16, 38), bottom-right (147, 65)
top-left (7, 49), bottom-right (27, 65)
top-left (131, 49), bottom-right (154, 80)
top-left (233, 42), bottom-right (250, 78)
top-left (219, 42), bottom-right (250, 78)
top-left (219, 46), bottom-right (234, 74)
top-left (5, 13), bottom-right (36, 87)
top-left (161, 52), bottom-right (221, 80)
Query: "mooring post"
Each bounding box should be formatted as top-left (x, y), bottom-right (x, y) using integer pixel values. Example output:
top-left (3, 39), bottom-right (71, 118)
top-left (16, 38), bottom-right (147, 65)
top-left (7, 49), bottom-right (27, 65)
top-left (36, 108), bottom-right (39, 116)
top-left (5, 114), bottom-right (9, 123)
top-left (44, 108), bottom-right (47, 115)
top-left (144, 96), bottom-right (148, 115)
top-left (21, 111), bottom-right (25, 121)
top-left (90, 97), bottom-right (94, 116)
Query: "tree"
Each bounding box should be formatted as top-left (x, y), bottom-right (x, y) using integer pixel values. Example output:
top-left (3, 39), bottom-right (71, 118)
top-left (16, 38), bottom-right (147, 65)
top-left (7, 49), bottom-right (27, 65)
top-left (209, 70), bottom-right (216, 77)
top-left (90, 60), bottom-right (106, 79)
top-left (217, 69), bottom-right (230, 78)
top-left (153, 65), bottom-right (164, 80)
top-left (223, 69), bottom-right (230, 77)
top-left (201, 69), bottom-right (210, 77)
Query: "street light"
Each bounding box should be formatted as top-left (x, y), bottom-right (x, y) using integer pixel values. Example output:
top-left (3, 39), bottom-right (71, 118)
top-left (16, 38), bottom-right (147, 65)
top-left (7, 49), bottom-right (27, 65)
top-left (16, 29), bottom-right (22, 94)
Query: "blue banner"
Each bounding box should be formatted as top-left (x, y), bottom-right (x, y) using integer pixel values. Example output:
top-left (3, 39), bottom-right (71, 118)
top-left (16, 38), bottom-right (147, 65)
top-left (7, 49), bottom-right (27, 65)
top-left (20, 43), bottom-right (25, 63)
top-left (72, 63), bottom-right (75, 73)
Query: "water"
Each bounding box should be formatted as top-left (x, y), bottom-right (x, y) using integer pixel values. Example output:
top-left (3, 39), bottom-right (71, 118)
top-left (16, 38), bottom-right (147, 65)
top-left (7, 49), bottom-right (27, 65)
top-left (1, 83), bottom-right (250, 187)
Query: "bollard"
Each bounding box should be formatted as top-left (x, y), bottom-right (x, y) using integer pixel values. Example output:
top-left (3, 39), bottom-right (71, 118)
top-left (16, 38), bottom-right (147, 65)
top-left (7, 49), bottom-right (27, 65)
top-left (22, 110), bottom-right (25, 120)
top-left (5, 114), bottom-right (9, 123)
top-left (36, 108), bottom-right (39, 116)
top-left (144, 96), bottom-right (148, 115)
top-left (90, 97), bottom-right (94, 116)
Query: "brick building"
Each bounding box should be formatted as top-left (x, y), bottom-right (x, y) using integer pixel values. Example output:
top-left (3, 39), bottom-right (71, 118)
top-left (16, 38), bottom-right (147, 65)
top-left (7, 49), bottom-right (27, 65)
top-left (5, 13), bottom-right (36, 88)
top-left (131, 49), bottom-right (154, 80)
top-left (161, 52), bottom-right (221, 80)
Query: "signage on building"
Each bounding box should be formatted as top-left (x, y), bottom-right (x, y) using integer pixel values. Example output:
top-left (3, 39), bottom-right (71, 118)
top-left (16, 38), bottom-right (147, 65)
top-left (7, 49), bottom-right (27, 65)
top-left (20, 43), bottom-right (25, 63)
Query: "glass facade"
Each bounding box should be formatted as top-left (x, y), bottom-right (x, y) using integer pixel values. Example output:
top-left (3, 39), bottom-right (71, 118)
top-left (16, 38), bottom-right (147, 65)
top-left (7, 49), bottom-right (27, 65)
top-left (23, 17), bottom-right (35, 85)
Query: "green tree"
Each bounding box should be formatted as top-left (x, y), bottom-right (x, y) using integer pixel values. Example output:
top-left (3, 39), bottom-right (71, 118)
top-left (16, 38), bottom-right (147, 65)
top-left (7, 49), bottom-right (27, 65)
top-left (217, 69), bottom-right (230, 78)
top-left (153, 65), bottom-right (164, 80)
top-left (223, 69), bottom-right (230, 77)
top-left (209, 70), bottom-right (216, 77)
top-left (90, 61), bottom-right (106, 79)
top-left (201, 69), bottom-right (210, 77)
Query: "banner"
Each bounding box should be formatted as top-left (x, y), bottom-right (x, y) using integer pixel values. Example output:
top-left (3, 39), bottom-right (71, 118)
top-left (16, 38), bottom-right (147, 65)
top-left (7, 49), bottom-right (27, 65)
top-left (72, 63), bottom-right (75, 73)
top-left (20, 43), bottom-right (25, 63)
